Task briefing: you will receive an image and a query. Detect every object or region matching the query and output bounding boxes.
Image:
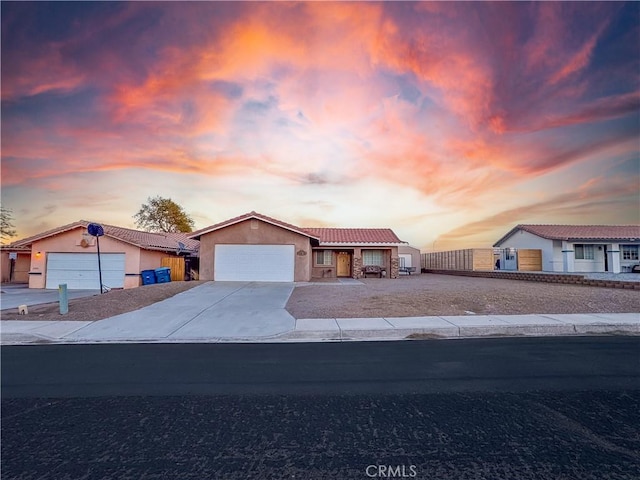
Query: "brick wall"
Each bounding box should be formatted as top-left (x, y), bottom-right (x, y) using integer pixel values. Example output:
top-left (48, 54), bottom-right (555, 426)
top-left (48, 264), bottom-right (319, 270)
top-left (424, 269), bottom-right (640, 290)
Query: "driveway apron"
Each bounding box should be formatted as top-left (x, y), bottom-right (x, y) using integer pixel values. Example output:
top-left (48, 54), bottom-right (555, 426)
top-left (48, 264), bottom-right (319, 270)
top-left (63, 282), bottom-right (296, 341)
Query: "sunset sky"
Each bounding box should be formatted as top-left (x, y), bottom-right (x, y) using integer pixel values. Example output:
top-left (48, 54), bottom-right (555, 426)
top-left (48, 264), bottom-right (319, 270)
top-left (2, 1), bottom-right (639, 250)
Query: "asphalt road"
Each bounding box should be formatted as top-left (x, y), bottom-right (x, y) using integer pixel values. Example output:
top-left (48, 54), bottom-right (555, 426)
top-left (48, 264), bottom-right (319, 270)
top-left (2, 337), bottom-right (639, 479)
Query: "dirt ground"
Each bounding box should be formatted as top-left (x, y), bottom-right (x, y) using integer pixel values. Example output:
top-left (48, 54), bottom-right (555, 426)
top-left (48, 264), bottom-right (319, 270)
top-left (1, 274), bottom-right (638, 322)
top-left (0, 281), bottom-right (203, 322)
top-left (285, 274), bottom-right (640, 318)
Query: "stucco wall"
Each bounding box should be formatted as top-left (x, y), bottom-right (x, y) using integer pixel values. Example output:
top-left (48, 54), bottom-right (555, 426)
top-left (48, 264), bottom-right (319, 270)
top-left (28, 227), bottom-right (141, 288)
top-left (496, 230), bottom-right (556, 271)
top-left (398, 245), bottom-right (421, 273)
top-left (311, 249), bottom-right (336, 279)
top-left (198, 219), bottom-right (312, 282)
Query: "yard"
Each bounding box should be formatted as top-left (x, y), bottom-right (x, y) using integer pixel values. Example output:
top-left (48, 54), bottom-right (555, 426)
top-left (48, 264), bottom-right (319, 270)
top-left (285, 274), bottom-right (640, 318)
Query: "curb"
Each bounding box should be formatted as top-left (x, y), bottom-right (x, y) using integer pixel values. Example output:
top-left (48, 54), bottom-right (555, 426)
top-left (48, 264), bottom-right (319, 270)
top-left (277, 323), bottom-right (639, 343)
top-left (1, 314), bottom-right (638, 345)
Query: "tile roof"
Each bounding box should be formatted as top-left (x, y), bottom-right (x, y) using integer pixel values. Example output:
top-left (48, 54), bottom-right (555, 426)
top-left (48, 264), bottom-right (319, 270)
top-left (302, 228), bottom-right (404, 244)
top-left (494, 224), bottom-right (640, 246)
top-left (189, 212), bottom-right (405, 245)
top-left (8, 221), bottom-right (199, 254)
top-left (189, 211), bottom-right (320, 240)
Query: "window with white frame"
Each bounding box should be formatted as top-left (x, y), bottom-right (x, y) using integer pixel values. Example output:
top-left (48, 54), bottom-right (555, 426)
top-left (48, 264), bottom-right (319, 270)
top-left (315, 250), bottom-right (332, 266)
top-left (574, 244), bottom-right (595, 260)
top-left (363, 249), bottom-right (384, 266)
top-left (622, 245), bottom-right (639, 260)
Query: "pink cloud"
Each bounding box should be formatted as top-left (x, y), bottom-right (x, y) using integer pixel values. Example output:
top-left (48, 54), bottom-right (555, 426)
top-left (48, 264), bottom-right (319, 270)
top-left (435, 174), bottom-right (640, 249)
top-left (2, 1), bottom-right (638, 240)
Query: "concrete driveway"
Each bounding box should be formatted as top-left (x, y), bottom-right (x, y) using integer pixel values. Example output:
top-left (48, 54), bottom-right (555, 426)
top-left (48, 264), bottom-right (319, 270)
top-left (63, 282), bottom-right (296, 342)
top-left (0, 285), bottom-right (101, 310)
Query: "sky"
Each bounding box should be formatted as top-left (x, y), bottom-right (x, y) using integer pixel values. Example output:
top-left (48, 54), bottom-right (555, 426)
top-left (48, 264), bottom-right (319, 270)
top-left (2, 1), bottom-right (639, 250)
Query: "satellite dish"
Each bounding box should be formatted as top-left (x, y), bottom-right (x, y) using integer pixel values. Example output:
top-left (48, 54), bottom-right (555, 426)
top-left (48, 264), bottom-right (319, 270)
top-left (87, 223), bottom-right (104, 237)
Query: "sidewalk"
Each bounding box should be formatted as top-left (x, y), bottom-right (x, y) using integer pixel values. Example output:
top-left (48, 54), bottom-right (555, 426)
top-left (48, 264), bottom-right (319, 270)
top-left (1, 312), bottom-right (637, 345)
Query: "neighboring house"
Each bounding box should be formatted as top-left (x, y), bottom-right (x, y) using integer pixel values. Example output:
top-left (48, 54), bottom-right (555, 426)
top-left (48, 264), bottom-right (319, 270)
top-left (188, 211), bottom-right (407, 282)
top-left (2, 221), bottom-right (199, 289)
top-left (398, 245), bottom-right (421, 274)
top-left (493, 224), bottom-right (640, 273)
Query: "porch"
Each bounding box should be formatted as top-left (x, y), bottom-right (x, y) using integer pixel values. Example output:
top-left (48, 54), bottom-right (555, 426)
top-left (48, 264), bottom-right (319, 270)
top-left (311, 247), bottom-right (400, 279)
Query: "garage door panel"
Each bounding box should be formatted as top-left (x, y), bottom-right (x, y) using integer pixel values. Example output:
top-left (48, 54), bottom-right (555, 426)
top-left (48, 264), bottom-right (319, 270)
top-left (46, 253), bottom-right (125, 289)
top-left (215, 245), bottom-right (294, 282)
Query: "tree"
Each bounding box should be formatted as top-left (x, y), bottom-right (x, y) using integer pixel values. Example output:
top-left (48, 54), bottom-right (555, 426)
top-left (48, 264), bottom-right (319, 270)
top-left (133, 196), bottom-right (195, 233)
top-left (1, 206), bottom-right (17, 242)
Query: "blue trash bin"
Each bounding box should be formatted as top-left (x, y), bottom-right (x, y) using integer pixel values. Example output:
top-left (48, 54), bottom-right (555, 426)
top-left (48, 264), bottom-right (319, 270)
top-left (154, 267), bottom-right (171, 283)
top-left (141, 270), bottom-right (156, 285)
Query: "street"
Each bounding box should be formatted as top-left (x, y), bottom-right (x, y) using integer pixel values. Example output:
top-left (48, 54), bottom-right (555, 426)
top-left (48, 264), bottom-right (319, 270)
top-left (2, 337), bottom-right (639, 479)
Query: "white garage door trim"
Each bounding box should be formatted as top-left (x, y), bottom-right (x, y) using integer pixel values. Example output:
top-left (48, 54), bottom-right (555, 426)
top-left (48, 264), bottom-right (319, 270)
top-left (214, 244), bottom-right (295, 282)
top-left (46, 253), bottom-right (126, 289)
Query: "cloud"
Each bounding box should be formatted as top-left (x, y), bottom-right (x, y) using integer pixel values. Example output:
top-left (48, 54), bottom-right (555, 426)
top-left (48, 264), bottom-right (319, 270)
top-left (435, 173), bottom-right (640, 248)
top-left (2, 2), bottom-right (638, 242)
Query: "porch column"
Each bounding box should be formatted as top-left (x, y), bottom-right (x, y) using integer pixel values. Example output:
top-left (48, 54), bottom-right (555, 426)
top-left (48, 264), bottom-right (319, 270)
top-left (607, 243), bottom-right (621, 273)
top-left (352, 247), bottom-right (362, 279)
top-left (562, 241), bottom-right (574, 273)
top-left (390, 257), bottom-right (399, 279)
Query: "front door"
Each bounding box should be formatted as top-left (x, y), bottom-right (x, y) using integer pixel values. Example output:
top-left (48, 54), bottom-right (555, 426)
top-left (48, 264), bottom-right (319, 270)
top-left (337, 252), bottom-right (351, 277)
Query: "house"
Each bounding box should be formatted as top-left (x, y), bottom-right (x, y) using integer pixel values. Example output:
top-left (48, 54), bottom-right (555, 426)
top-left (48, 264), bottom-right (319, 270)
top-left (2, 221), bottom-right (199, 289)
top-left (188, 211), bottom-right (407, 282)
top-left (398, 245), bottom-right (421, 274)
top-left (493, 224), bottom-right (640, 273)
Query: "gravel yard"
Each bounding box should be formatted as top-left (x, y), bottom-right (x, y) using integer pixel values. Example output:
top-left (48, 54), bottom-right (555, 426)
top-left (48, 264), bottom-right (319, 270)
top-left (285, 274), bottom-right (640, 318)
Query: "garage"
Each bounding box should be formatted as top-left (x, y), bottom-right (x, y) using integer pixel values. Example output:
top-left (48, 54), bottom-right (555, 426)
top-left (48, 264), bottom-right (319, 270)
top-left (45, 253), bottom-right (125, 289)
top-left (214, 245), bottom-right (295, 282)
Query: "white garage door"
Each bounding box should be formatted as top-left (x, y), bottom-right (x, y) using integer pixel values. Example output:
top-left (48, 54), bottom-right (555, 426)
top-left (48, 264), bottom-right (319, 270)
top-left (46, 253), bottom-right (125, 289)
top-left (214, 245), bottom-right (295, 282)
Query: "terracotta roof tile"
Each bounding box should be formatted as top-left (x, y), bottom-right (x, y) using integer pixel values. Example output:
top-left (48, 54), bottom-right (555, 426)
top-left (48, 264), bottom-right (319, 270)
top-left (495, 224), bottom-right (640, 246)
top-left (189, 211), bottom-right (404, 245)
top-left (8, 220), bottom-right (199, 254)
top-left (302, 228), bottom-right (403, 244)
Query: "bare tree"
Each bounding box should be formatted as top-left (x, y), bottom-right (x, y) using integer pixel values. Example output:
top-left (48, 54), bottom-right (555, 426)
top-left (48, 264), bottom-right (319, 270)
top-left (1, 206), bottom-right (17, 242)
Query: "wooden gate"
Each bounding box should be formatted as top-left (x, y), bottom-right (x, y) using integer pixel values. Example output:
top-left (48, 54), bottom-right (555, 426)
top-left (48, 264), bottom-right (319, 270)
top-left (161, 257), bottom-right (185, 281)
top-left (517, 249), bottom-right (542, 271)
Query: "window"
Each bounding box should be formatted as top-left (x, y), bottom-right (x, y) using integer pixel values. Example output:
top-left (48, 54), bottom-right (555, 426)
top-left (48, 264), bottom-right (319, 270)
top-left (574, 244), bottom-right (594, 260)
top-left (315, 250), bottom-right (332, 266)
top-left (622, 245), bottom-right (639, 260)
top-left (363, 250), bottom-right (384, 266)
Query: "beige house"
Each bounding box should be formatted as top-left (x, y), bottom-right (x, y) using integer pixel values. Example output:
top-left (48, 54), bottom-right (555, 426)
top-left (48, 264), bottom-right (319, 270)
top-left (188, 211), bottom-right (406, 282)
top-left (2, 221), bottom-right (198, 289)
